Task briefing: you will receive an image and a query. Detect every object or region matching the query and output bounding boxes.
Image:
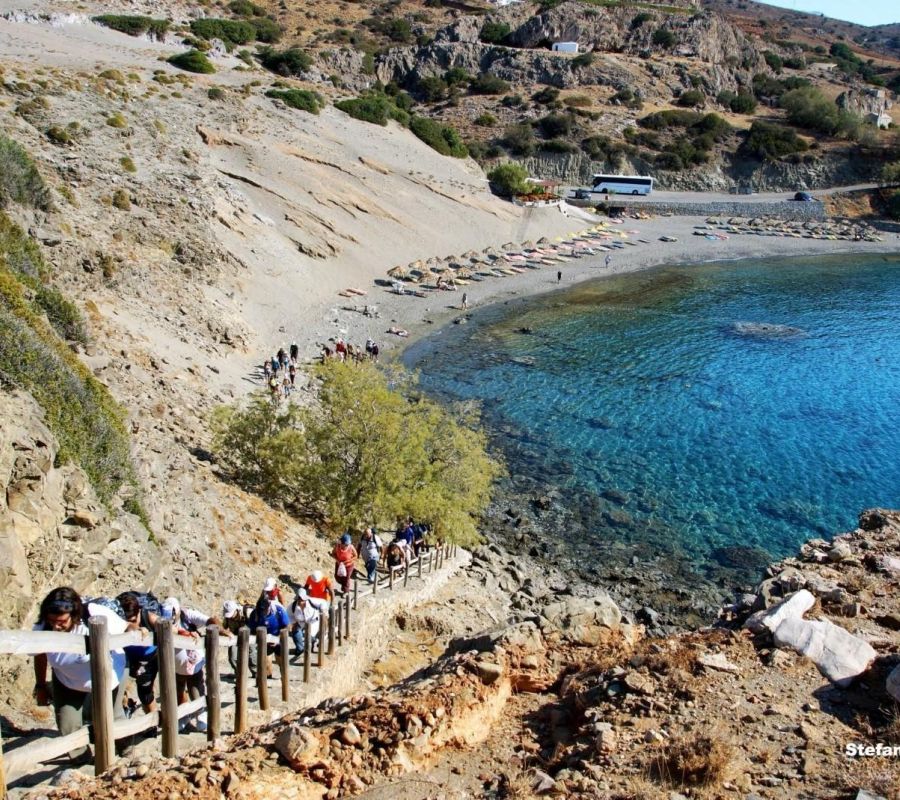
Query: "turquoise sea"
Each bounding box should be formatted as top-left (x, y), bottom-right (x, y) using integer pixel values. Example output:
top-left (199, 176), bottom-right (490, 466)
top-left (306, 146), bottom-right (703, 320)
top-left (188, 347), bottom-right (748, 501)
top-left (404, 253), bottom-right (900, 580)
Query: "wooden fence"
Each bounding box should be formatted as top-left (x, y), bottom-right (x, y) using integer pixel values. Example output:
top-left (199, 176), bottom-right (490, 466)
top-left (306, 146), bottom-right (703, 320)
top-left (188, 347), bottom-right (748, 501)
top-left (0, 543), bottom-right (458, 796)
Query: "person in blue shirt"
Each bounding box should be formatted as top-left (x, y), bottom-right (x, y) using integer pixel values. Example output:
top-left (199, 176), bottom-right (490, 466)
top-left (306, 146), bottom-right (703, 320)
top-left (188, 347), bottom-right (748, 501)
top-left (249, 597), bottom-right (290, 679)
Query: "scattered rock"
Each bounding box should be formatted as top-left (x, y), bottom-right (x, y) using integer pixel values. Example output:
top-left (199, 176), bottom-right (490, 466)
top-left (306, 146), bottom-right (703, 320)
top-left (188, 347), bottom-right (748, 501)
top-left (772, 616), bottom-right (877, 687)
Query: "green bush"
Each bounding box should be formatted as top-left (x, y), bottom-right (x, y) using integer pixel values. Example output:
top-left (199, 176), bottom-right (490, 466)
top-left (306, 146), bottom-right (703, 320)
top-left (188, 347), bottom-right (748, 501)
top-left (444, 67), bottom-right (471, 87)
top-left (572, 52), bottom-right (593, 68)
top-left (258, 46), bottom-right (312, 76)
top-left (784, 55), bottom-right (806, 70)
top-left (469, 73), bottom-right (510, 95)
top-left (563, 94), bottom-right (591, 108)
top-left (0, 133), bottom-right (50, 210)
top-left (168, 50), bottom-right (215, 74)
top-left (532, 86), bottom-right (560, 105)
top-left (540, 139), bottom-right (576, 153)
top-left (501, 94), bottom-right (524, 108)
top-left (779, 86), bottom-right (859, 137)
top-left (677, 89), bottom-right (705, 108)
top-left (120, 156), bottom-right (137, 173)
top-left (487, 162), bottom-right (529, 197)
top-left (500, 123), bottom-right (535, 156)
top-left (741, 119), bottom-right (808, 159)
top-left (480, 21), bottom-right (510, 44)
top-left (418, 76), bottom-right (447, 103)
top-left (631, 12), bottom-right (653, 28)
top-left (475, 112), bottom-right (497, 126)
top-left (639, 109), bottom-right (702, 130)
top-left (729, 90), bottom-right (757, 114)
top-left (249, 17), bottom-right (283, 43)
top-left (409, 116), bottom-right (467, 158)
top-left (207, 86), bottom-right (226, 100)
top-left (228, 0), bottom-right (266, 16)
top-left (537, 113), bottom-right (572, 138)
top-left (112, 188), bottom-right (130, 210)
top-left (211, 362), bottom-right (502, 543)
top-left (763, 50), bottom-right (783, 73)
top-left (190, 18), bottom-right (255, 46)
top-left (93, 14), bottom-right (170, 40)
top-left (335, 92), bottom-right (408, 126)
top-left (0, 212), bottom-right (143, 515)
top-left (266, 88), bottom-right (323, 114)
top-left (652, 28), bottom-right (676, 48)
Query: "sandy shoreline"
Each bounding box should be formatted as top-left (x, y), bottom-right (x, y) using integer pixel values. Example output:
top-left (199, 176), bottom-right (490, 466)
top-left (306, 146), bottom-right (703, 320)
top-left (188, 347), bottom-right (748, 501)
top-left (318, 213), bottom-right (897, 365)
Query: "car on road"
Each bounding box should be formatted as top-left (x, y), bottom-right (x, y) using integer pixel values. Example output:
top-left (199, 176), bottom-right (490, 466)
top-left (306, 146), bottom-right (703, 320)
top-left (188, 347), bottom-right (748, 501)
top-left (571, 188), bottom-right (591, 200)
top-left (792, 191), bottom-right (814, 202)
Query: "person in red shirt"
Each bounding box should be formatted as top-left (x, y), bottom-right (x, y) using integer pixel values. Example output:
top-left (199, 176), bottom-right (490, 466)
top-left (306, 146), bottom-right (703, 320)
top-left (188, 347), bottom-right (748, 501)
top-left (332, 533), bottom-right (358, 594)
top-left (304, 570), bottom-right (334, 608)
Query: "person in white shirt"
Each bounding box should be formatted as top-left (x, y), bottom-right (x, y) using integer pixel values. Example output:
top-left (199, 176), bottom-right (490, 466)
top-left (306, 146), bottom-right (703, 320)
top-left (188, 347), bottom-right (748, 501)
top-left (32, 587), bottom-right (128, 760)
top-left (162, 597), bottom-right (218, 732)
top-left (358, 527), bottom-right (383, 584)
top-left (288, 589), bottom-right (320, 661)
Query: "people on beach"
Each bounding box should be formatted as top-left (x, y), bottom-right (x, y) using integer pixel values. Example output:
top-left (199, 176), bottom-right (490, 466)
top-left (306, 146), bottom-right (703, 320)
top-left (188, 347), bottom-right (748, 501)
top-left (605, 254), bottom-right (611, 268)
top-left (461, 292), bottom-right (468, 309)
top-left (557, 270), bottom-right (561, 283)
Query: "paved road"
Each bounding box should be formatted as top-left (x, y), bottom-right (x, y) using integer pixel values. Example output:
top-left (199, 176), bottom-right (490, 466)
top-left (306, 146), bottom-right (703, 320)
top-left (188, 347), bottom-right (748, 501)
top-left (564, 183), bottom-right (880, 204)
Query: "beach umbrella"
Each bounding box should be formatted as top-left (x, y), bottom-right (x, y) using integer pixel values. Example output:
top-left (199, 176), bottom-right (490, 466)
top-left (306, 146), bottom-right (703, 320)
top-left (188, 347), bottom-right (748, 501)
top-left (462, 249), bottom-right (479, 260)
top-left (387, 265), bottom-right (406, 278)
top-left (501, 242), bottom-right (518, 251)
top-left (456, 266), bottom-right (473, 278)
top-left (537, 236), bottom-right (550, 244)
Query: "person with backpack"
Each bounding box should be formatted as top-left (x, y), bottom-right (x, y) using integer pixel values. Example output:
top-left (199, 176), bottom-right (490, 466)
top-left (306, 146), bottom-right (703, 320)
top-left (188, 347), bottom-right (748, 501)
top-left (290, 341), bottom-right (299, 362)
top-left (117, 591), bottom-right (164, 714)
top-left (332, 533), bottom-right (357, 594)
top-left (288, 590), bottom-right (320, 661)
top-left (248, 596), bottom-right (290, 679)
top-left (32, 587), bottom-right (128, 760)
top-left (358, 528), bottom-right (383, 584)
top-left (162, 597), bottom-right (218, 732)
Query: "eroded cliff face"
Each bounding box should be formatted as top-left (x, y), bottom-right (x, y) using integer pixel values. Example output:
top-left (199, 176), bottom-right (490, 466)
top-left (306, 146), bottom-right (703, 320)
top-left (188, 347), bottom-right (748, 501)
top-left (0, 391), bottom-right (155, 630)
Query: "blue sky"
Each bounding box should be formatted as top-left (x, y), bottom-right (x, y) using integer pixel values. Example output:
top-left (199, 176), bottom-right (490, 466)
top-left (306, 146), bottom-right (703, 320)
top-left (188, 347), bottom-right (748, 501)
top-left (757, 0), bottom-right (898, 27)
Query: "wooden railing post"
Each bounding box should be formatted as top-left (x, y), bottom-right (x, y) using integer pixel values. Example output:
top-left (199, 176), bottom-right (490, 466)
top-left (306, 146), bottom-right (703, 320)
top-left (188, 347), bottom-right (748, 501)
top-left (389, 567), bottom-right (395, 590)
top-left (327, 605), bottom-right (335, 655)
top-left (235, 627), bottom-right (249, 734)
top-left (88, 616), bottom-right (115, 775)
top-left (318, 611), bottom-right (325, 668)
top-left (344, 594), bottom-right (350, 639)
top-left (335, 600), bottom-right (342, 648)
top-left (427, 552), bottom-right (433, 573)
top-left (205, 627), bottom-right (220, 742)
top-left (403, 563), bottom-right (410, 588)
top-left (353, 577), bottom-right (359, 611)
top-left (373, 568), bottom-right (378, 595)
top-left (279, 629), bottom-right (290, 703)
top-left (303, 621), bottom-right (311, 683)
top-left (418, 555), bottom-right (422, 579)
top-left (255, 627), bottom-right (269, 711)
top-left (155, 620), bottom-right (178, 758)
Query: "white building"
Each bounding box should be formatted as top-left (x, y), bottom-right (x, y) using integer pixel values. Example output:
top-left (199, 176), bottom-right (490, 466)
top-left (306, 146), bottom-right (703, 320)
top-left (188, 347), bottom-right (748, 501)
top-left (552, 41), bottom-right (579, 54)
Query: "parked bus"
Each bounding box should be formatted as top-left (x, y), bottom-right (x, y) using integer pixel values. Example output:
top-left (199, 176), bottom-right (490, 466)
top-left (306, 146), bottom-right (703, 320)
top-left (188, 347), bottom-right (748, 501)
top-left (591, 174), bottom-right (654, 196)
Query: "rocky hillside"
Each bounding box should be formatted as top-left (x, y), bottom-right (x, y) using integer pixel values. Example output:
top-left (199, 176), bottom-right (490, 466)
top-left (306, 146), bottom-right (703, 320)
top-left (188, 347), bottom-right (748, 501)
top-left (33, 508), bottom-right (900, 800)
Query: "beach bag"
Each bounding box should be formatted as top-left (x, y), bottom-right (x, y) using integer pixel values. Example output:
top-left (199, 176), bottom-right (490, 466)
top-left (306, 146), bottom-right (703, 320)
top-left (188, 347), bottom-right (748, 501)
top-left (336, 562), bottom-right (348, 578)
top-left (84, 596), bottom-right (125, 621)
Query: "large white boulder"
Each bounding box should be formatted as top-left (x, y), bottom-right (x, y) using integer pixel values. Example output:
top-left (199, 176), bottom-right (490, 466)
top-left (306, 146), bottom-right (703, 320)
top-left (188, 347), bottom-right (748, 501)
top-left (772, 616), bottom-right (876, 687)
top-left (745, 589), bottom-right (816, 634)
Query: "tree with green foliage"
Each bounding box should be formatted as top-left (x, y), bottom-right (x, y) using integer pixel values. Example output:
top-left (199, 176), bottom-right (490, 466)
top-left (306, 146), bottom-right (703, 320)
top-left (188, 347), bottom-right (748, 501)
top-left (487, 162), bottom-right (529, 197)
top-left (480, 21), bottom-right (510, 44)
top-left (741, 119), bottom-right (808, 160)
top-left (537, 113), bottom-right (571, 138)
top-left (677, 89), bottom-right (705, 108)
top-left (499, 123), bottom-right (536, 156)
top-left (762, 50), bottom-right (783, 74)
top-left (93, 14), bottom-right (170, 40)
top-left (211, 362), bottom-right (502, 544)
top-left (335, 92), bottom-right (409, 126)
top-left (168, 50), bottom-right (215, 74)
top-left (652, 28), bottom-right (676, 48)
top-left (418, 76), bottom-right (448, 103)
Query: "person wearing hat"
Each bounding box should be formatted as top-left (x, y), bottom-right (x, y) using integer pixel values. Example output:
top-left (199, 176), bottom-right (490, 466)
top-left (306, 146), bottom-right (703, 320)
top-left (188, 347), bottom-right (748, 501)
top-left (222, 600), bottom-right (245, 671)
top-left (289, 589), bottom-right (320, 662)
top-left (260, 577), bottom-right (286, 610)
top-left (303, 570), bottom-right (333, 610)
top-left (162, 597), bottom-right (218, 732)
top-left (332, 533), bottom-right (358, 595)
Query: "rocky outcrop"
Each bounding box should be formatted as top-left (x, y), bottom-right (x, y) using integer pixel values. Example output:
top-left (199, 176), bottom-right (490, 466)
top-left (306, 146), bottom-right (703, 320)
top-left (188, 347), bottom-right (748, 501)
top-left (0, 391), bottom-right (155, 629)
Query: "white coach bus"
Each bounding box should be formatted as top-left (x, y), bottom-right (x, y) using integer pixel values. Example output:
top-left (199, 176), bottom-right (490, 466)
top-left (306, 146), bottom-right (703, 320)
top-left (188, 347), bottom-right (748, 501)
top-left (590, 174), bottom-right (654, 196)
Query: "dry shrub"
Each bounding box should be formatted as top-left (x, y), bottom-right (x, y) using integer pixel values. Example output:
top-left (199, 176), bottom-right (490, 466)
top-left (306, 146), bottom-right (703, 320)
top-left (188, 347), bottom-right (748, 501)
top-left (650, 731), bottom-right (736, 790)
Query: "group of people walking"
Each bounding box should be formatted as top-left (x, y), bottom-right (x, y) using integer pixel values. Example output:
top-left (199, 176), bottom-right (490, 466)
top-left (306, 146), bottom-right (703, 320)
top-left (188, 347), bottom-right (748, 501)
top-left (264, 342), bottom-right (300, 400)
top-left (320, 336), bottom-right (380, 364)
top-left (31, 517), bottom-right (433, 762)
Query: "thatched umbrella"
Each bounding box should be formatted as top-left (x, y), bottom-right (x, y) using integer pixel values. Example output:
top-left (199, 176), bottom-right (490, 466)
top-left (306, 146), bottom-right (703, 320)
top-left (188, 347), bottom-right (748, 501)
top-left (387, 265), bottom-right (406, 278)
top-left (456, 266), bottom-right (474, 278)
top-left (501, 242), bottom-right (518, 251)
top-left (537, 236), bottom-right (550, 244)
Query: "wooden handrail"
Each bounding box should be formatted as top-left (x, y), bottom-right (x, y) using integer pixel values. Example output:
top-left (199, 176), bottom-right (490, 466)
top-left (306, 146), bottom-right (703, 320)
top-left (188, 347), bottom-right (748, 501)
top-left (0, 629), bottom-right (238, 657)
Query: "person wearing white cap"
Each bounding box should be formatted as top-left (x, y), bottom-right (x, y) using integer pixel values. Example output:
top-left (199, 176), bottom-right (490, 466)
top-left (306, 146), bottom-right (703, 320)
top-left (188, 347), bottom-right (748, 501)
top-left (162, 597), bottom-right (218, 732)
top-left (288, 589), bottom-right (320, 661)
top-left (222, 600), bottom-right (244, 671)
top-left (260, 578), bottom-right (286, 610)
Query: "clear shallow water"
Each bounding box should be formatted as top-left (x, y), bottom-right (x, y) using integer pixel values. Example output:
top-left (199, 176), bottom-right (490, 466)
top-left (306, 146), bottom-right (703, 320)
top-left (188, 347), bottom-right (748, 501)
top-left (405, 254), bottom-right (900, 573)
